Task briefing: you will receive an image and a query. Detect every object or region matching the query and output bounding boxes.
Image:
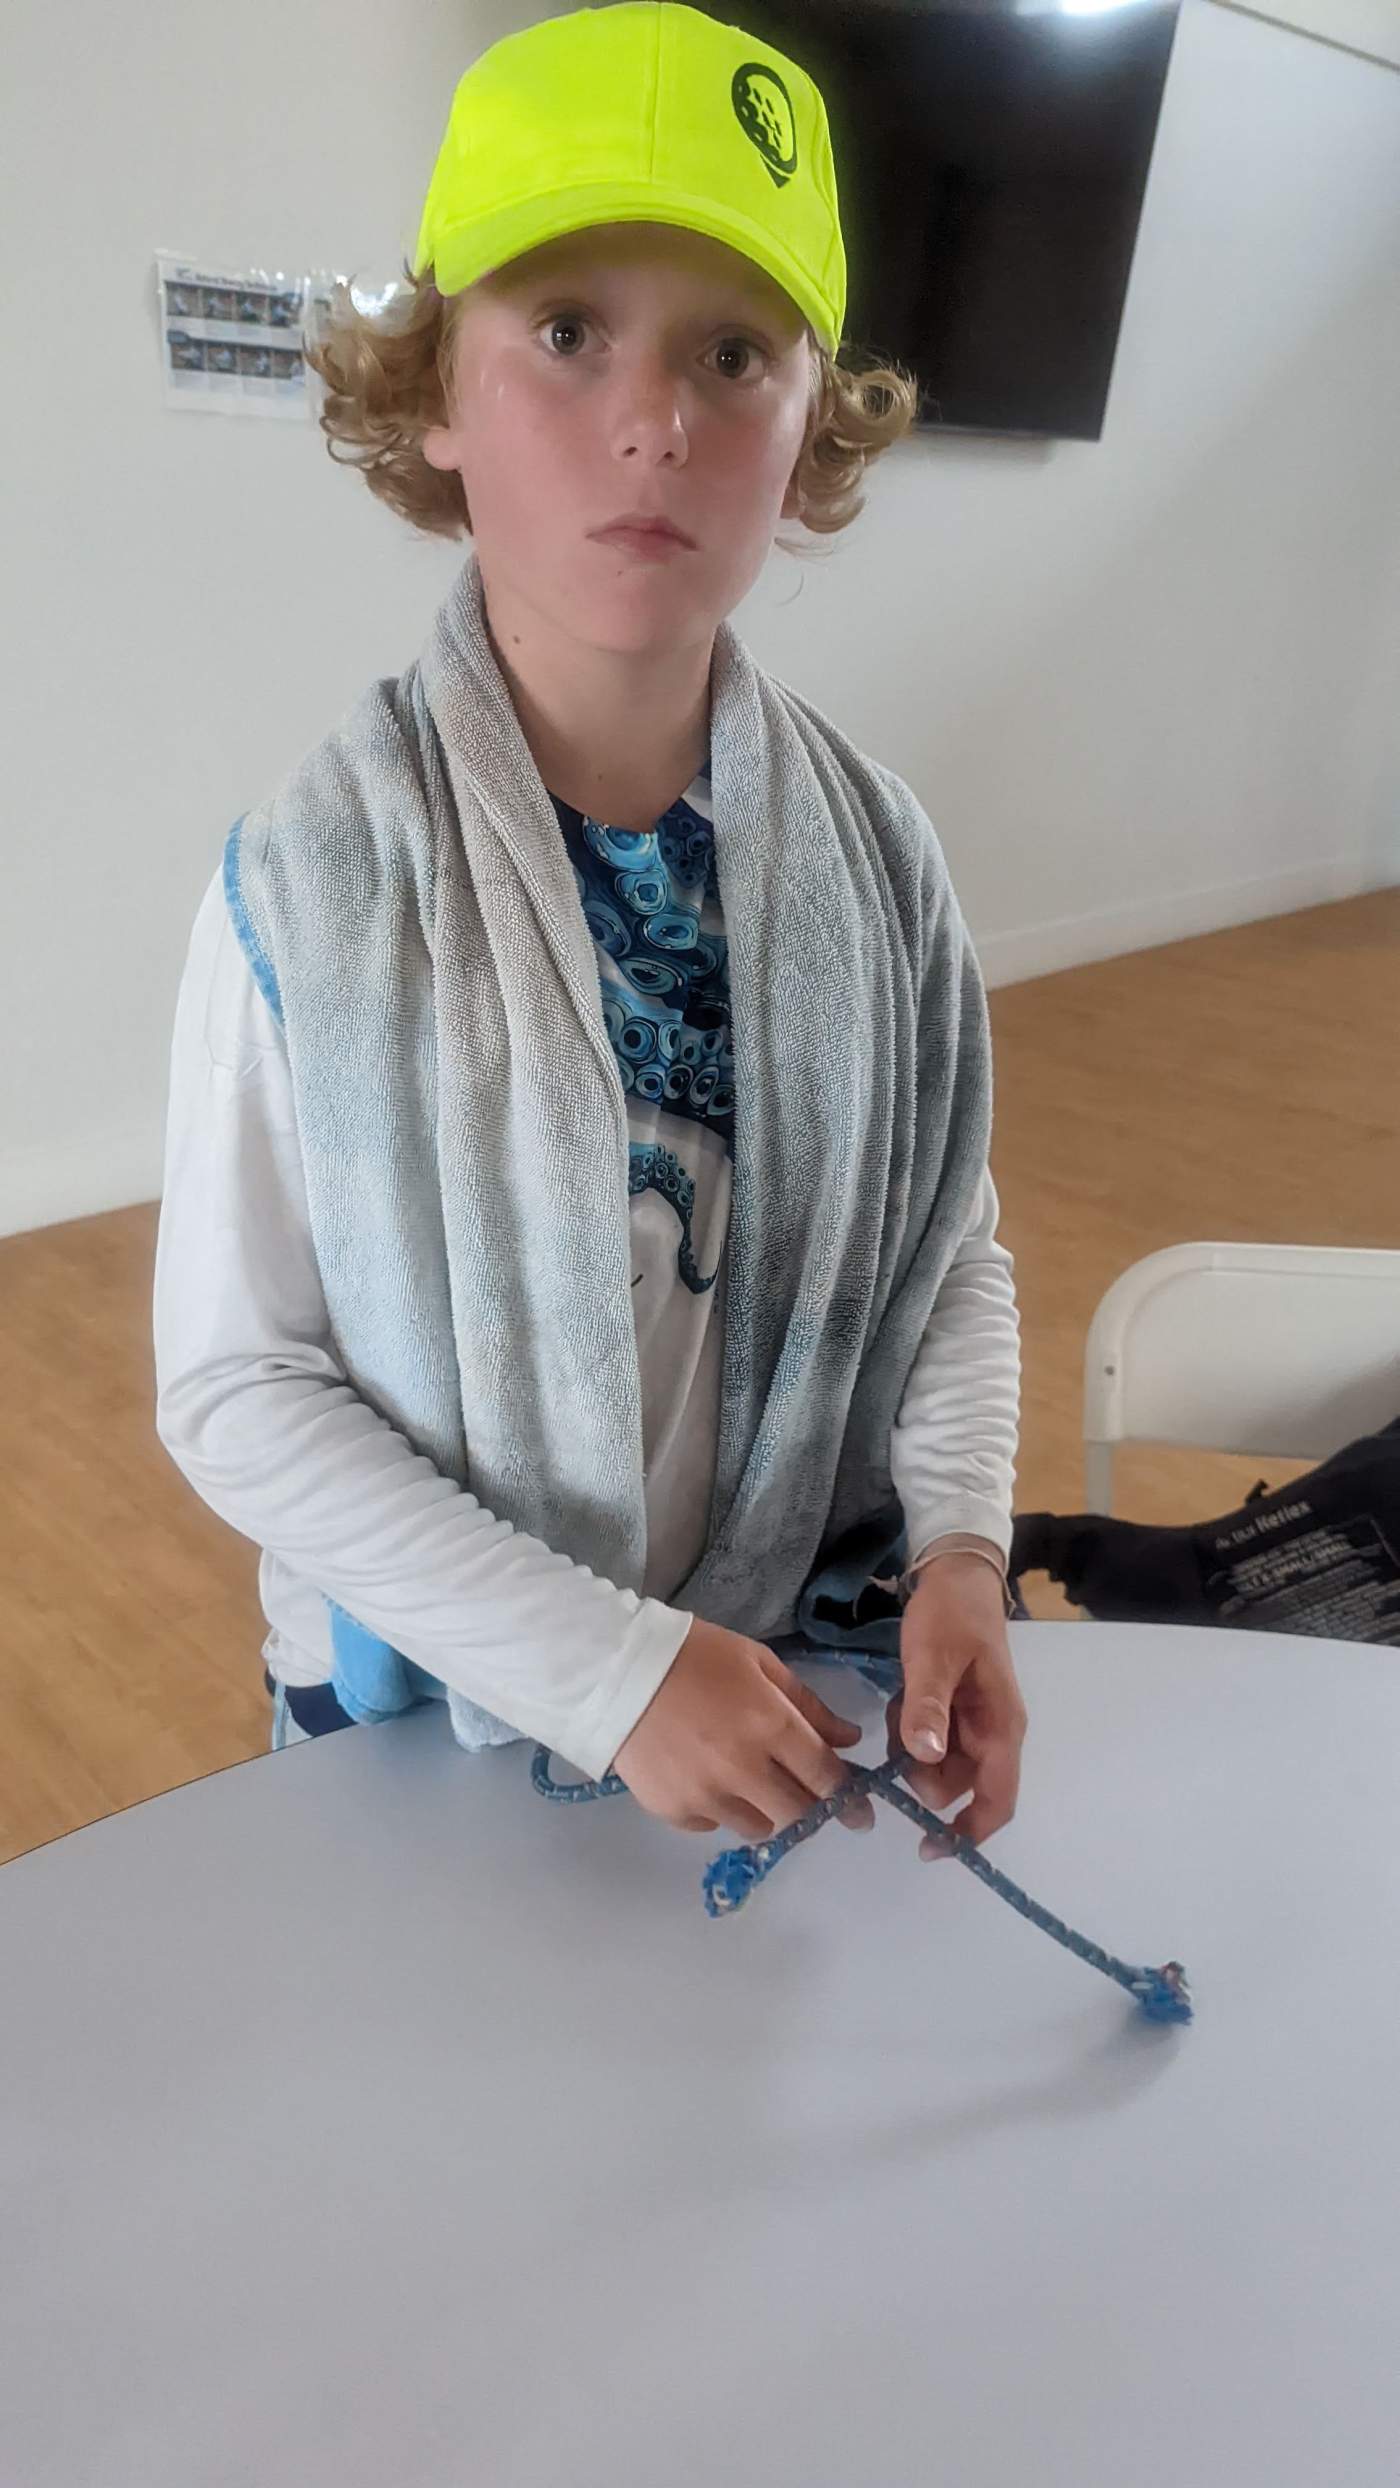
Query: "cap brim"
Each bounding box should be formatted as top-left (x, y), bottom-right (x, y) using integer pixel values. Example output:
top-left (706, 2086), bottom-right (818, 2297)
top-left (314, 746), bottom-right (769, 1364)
top-left (420, 183), bottom-right (842, 355)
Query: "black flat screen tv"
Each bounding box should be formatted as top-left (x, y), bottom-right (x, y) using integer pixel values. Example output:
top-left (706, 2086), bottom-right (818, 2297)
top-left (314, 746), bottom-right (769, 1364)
top-left (713, 0), bottom-right (1183, 440)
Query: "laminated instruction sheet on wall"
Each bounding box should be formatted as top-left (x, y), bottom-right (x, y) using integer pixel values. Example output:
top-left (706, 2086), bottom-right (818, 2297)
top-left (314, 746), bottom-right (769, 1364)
top-left (155, 251), bottom-right (384, 420)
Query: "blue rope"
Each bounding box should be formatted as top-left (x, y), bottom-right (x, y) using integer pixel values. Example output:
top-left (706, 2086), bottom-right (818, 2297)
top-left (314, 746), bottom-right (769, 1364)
top-left (530, 1659), bottom-right (1191, 2026)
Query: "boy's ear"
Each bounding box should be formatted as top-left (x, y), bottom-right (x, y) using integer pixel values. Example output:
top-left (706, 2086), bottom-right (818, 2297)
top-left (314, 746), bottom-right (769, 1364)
top-left (422, 424), bottom-right (458, 472)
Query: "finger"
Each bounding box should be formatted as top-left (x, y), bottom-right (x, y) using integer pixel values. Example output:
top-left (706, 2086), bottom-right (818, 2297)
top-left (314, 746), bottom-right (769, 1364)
top-left (954, 1743), bottom-right (1022, 1848)
top-left (919, 1821), bottom-right (959, 1863)
top-left (790, 1681), bottom-right (863, 1748)
top-left (714, 1797), bottom-right (783, 1843)
top-left (902, 1751), bottom-right (978, 1816)
top-left (741, 1760), bottom-right (834, 1837)
top-left (897, 1624), bottom-right (966, 1768)
top-left (836, 1793), bottom-right (876, 1834)
top-left (761, 1652), bottom-right (862, 1748)
top-left (776, 1715), bottom-right (854, 1810)
top-left (885, 1687), bottom-right (975, 1799)
top-left (675, 1813), bottom-right (721, 1836)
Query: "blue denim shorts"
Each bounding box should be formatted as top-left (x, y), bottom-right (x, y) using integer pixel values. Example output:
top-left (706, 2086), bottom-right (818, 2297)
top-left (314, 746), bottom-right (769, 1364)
top-left (265, 1668), bottom-right (356, 1751)
top-left (268, 1683), bottom-right (309, 1751)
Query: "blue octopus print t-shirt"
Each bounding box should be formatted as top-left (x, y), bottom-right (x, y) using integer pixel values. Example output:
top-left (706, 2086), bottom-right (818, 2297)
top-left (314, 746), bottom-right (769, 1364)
top-left (547, 763), bottom-right (733, 1602)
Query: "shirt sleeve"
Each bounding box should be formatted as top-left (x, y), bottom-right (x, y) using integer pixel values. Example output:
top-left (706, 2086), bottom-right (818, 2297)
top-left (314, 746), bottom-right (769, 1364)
top-left (152, 871), bottom-right (692, 1780)
top-left (889, 1165), bottom-right (1022, 1569)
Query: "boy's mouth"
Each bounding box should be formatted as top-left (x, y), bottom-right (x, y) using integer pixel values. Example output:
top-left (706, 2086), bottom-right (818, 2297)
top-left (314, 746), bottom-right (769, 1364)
top-left (590, 511), bottom-right (697, 551)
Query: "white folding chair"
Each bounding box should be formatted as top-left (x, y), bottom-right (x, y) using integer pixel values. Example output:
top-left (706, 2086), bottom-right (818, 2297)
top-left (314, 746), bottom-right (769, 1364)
top-left (1082, 1242), bottom-right (1400, 1517)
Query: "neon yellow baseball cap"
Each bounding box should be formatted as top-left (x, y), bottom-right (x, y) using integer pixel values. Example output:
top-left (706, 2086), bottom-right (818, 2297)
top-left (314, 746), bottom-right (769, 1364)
top-left (412, 2), bottom-right (847, 355)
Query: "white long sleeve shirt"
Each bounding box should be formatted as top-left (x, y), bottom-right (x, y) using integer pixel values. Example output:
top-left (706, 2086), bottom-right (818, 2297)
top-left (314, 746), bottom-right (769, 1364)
top-left (155, 841), bottom-right (1021, 1775)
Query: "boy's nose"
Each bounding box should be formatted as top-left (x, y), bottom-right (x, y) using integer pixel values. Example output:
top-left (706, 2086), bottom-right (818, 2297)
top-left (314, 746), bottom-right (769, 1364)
top-left (609, 361), bottom-right (690, 459)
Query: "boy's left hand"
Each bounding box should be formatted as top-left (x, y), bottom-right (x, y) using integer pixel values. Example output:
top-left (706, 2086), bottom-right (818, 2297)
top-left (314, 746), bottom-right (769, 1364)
top-left (890, 1554), bottom-right (1027, 1854)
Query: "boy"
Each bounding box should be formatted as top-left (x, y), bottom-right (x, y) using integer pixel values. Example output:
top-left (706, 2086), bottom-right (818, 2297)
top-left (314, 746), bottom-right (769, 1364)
top-left (155, 2), bottom-right (1025, 1851)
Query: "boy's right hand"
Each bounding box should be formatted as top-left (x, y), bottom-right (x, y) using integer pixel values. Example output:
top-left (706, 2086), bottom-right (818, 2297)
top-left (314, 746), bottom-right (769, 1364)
top-left (612, 1616), bottom-right (871, 1840)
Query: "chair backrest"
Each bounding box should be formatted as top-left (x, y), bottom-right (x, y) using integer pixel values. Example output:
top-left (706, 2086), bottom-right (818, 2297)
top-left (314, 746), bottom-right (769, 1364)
top-left (1082, 1242), bottom-right (1400, 1516)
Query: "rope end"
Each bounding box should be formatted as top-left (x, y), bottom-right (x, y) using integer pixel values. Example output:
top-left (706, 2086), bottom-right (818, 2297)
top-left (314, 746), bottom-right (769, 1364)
top-left (1133, 1962), bottom-right (1193, 2024)
top-left (703, 1847), bottom-right (764, 1917)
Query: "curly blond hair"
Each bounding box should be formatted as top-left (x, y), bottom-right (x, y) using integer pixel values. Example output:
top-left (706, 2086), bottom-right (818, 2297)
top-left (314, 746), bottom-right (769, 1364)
top-left (304, 259), bottom-right (918, 549)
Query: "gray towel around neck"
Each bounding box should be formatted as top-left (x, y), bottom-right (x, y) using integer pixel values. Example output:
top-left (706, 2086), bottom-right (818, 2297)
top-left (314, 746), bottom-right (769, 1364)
top-left (227, 552), bottom-right (993, 1748)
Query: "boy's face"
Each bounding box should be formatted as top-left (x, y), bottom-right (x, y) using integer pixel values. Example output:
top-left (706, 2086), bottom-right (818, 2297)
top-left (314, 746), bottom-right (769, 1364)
top-left (422, 222), bottom-right (815, 656)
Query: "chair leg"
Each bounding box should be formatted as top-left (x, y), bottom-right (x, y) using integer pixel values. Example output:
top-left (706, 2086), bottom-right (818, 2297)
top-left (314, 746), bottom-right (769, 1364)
top-left (1082, 1440), bottom-right (1115, 1518)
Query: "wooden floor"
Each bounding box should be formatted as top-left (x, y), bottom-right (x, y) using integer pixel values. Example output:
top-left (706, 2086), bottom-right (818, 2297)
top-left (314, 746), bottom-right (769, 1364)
top-left (4, 889), bottom-right (1398, 1864)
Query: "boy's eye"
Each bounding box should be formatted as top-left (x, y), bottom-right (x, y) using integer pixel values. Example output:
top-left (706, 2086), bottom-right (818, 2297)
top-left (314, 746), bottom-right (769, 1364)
top-left (542, 312), bottom-right (590, 356)
top-left (537, 313), bottom-right (768, 379)
top-left (710, 337), bottom-right (766, 380)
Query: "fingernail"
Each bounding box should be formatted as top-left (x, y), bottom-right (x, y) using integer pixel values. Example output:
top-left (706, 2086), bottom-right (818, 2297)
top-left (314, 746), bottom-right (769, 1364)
top-left (910, 1722), bottom-right (946, 1762)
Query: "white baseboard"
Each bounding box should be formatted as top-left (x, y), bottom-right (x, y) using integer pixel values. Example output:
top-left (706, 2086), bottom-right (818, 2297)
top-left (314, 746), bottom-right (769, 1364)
top-left (975, 855), bottom-right (1395, 991)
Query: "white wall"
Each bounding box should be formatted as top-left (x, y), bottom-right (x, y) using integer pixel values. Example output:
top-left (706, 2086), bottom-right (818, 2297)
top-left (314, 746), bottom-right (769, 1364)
top-left (744, 0), bottom-right (1400, 990)
top-left (1, 0), bottom-right (1397, 1236)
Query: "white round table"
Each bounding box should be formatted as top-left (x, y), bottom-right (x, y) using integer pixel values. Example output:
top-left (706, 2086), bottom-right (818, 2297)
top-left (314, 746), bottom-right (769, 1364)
top-left (3, 1622), bottom-right (1397, 2486)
